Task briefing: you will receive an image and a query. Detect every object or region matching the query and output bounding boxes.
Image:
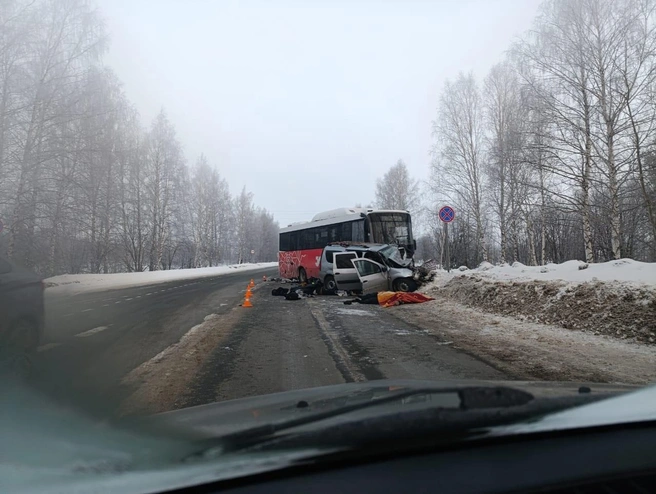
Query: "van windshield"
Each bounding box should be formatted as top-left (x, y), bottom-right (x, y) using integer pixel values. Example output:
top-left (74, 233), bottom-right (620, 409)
top-left (379, 245), bottom-right (410, 268)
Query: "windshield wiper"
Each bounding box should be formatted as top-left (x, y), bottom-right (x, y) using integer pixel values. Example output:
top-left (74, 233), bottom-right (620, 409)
top-left (204, 386), bottom-right (533, 454)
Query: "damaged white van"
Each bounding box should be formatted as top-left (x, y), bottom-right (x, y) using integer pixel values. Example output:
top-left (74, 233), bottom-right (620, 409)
top-left (319, 243), bottom-right (417, 293)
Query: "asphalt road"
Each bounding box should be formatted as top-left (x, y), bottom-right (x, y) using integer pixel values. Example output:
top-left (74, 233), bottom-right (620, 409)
top-left (179, 285), bottom-right (508, 410)
top-left (31, 267), bottom-right (278, 415)
top-left (29, 272), bottom-right (508, 418)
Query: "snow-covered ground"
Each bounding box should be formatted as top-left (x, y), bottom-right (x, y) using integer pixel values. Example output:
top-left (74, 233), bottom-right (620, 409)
top-left (420, 258), bottom-right (656, 345)
top-left (45, 262), bottom-right (278, 295)
top-left (423, 258), bottom-right (656, 291)
top-left (466, 258), bottom-right (656, 286)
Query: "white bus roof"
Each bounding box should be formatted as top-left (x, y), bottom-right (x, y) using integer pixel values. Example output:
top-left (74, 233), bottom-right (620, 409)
top-left (311, 208), bottom-right (372, 222)
top-left (280, 208), bottom-right (410, 233)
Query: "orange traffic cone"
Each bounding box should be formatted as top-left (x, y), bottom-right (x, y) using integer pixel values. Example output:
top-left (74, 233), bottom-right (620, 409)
top-left (245, 286), bottom-right (252, 298)
top-left (262, 275), bottom-right (267, 282)
top-left (242, 292), bottom-right (253, 308)
top-left (249, 279), bottom-right (255, 288)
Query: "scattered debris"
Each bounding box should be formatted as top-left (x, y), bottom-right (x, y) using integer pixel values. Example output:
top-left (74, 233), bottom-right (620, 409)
top-left (271, 281), bottom-right (323, 300)
top-left (415, 259), bottom-right (439, 284)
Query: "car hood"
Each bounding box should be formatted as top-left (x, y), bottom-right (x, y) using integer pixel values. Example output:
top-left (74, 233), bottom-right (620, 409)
top-left (1, 379), bottom-right (651, 494)
top-left (150, 379), bottom-right (640, 438)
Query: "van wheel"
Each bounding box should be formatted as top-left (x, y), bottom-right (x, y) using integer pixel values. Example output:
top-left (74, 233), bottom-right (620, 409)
top-left (324, 275), bottom-right (337, 291)
top-left (393, 278), bottom-right (417, 293)
top-left (298, 267), bottom-right (308, 284)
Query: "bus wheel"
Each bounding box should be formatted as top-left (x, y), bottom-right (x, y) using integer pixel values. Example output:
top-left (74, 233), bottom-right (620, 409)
top-left (298, 267), bottom-right (308, 284)
top-left (393, 278), bottom-right (417, 293)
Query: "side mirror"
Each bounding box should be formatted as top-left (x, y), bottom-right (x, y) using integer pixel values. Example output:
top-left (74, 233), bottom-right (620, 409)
top-left (381, 265), bottom-right (388, 272)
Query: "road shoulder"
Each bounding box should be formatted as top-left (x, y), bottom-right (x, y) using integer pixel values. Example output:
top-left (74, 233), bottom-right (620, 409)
top-left (392, 297), bottom-right (656, 385)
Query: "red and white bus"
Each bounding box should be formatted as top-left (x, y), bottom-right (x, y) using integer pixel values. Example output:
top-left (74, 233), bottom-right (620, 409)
top-left (278, 208), bottom-right (415, 281)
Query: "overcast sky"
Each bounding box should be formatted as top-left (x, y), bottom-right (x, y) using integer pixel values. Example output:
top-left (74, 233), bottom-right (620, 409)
top-left (101, 0), bottom-right (542, 228)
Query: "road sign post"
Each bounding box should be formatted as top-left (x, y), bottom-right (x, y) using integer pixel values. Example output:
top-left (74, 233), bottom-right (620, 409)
top-left (438, 206), bottom-right (455, 273)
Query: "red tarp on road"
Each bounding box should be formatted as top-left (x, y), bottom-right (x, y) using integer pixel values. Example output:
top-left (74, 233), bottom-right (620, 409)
top-left (376, 291), bottom-right (435, 308)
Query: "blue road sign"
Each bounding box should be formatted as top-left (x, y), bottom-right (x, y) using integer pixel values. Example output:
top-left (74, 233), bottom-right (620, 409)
top-left (439, 206), bottom-right (455, 223)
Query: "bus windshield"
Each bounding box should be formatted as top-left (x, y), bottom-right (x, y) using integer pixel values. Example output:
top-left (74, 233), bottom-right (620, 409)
top-left (368, 212), bottom-right (414, 253)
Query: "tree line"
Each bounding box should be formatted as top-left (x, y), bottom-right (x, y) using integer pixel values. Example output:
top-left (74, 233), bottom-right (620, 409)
top-left (0, 0), bottom-right (278, 276)
top-left (422, 0), bottom-right (656, 268)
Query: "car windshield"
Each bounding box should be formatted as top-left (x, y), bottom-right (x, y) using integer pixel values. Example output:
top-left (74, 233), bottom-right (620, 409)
top-left (1, 0), bottom-right (655, 487)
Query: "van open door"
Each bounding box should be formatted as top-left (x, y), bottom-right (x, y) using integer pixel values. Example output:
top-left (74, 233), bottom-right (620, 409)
top-left (351, 259), bottom-right (389, 294)
top-left (332, 252), bottom-right (362, 292)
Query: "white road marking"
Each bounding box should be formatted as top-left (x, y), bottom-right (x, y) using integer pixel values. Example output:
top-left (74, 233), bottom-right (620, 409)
top-left (126, 298), bottom-right (133, 301)
top-left (75, 326), bottom-right (109, 338)
top-left (115, 301), bottom-right (121, 304)
top-left (146, 292), bottom-right (152, 296)
top-left (81, 308), bottom-right (93, 313)
top-left (37, 343), bottom-right (61, 352)
top-left (102, 304), bottom-right (109, 307)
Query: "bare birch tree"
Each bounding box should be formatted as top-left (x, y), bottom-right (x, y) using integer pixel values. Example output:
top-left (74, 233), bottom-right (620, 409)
top-left (375, 159), bottom-right (420, 212)
top-left (432, 72), bottom-right (488, 264)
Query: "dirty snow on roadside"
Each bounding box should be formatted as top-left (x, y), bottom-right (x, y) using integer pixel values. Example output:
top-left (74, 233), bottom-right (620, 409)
top-left (394, 299), bottom-right (656, 385)
top-left (418, 259), bottom-right (656, 344)
top-left (45, 262), bottom-right (278, 295)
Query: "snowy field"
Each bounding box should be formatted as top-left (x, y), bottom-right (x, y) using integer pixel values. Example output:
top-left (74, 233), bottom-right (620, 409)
top-left (45, 262), bottom-right (278, 295)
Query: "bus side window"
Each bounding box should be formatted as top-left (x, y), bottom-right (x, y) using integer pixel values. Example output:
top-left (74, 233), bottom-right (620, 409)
top-left (280, 233), bottom-right (290, 251)
top-left (341, 222), bottom-right (352, 241)
top-left (352, 220), bottom-right (365, 242)
top-left (289, 232), bottom-right (298, 251)
top-left (329, 226), bottom-right (338, 242)
top-left (298, 230), bottom-right (309, 250)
